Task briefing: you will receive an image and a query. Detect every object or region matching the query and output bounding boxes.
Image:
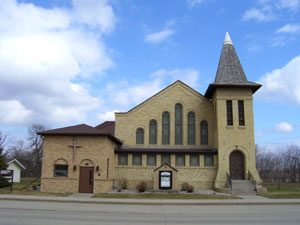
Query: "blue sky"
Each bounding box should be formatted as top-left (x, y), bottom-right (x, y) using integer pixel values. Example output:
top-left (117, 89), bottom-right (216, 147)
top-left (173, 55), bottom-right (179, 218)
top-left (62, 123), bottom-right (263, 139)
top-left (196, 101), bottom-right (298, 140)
top-left (0, 0), bottom-right (299, 147)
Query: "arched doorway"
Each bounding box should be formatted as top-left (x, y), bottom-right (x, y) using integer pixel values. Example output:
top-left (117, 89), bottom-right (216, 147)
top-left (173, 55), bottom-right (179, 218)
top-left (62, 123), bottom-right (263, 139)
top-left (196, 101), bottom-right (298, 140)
top-left (229, 151), bottom-right (245, 180)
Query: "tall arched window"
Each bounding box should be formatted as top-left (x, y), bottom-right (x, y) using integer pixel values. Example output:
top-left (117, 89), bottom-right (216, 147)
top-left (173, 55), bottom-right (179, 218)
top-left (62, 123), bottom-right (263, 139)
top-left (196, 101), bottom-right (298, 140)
top-left (149, 120), bottom-right (157, 144)
top-left (200, 120), bottom-right (208, 145)
top-left (175, 103), bottom-right (182, 145)
top-left (162, 112), bottom-right (170, 144)
top-left (136, 128), bottom-right (144, 144)
top-left (188, 112), bottom-right (195, 145)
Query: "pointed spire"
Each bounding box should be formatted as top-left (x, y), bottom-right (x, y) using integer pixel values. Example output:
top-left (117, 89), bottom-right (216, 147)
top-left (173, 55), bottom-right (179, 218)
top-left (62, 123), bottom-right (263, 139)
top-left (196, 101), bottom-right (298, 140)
top-left (204, 32), bottom-right (262, 99)
top-left (224, 32), bottom-right (233, 45)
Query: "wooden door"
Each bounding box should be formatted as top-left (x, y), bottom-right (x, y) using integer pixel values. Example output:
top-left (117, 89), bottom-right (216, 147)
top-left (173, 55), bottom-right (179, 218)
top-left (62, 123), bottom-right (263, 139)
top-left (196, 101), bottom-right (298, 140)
top-left (79, 167), bottom-right (94, 193)
top-left (229, 151), bottom-right (245, 180)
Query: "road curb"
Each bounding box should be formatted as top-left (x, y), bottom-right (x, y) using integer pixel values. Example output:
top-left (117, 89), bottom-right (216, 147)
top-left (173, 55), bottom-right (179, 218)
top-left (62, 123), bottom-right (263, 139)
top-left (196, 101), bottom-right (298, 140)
top-left (1, 196), bottom-right (300, 206)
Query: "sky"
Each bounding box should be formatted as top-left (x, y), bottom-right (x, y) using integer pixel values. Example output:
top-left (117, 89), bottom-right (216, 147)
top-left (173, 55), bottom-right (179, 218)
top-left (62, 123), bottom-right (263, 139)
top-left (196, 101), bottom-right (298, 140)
top-left (0, 0), bottom-right (299, 147)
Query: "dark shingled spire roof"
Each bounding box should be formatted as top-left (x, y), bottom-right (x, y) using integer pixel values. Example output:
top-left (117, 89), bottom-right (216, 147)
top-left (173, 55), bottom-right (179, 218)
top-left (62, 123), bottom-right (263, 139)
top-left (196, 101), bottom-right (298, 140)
top-left (205, 32), bottom-right (261, 99)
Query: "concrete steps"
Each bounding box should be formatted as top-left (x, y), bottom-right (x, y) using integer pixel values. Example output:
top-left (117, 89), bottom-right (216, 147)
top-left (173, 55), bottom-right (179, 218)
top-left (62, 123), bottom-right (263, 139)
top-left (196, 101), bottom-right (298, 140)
top-left (231, 180), bottom-right (256, 195)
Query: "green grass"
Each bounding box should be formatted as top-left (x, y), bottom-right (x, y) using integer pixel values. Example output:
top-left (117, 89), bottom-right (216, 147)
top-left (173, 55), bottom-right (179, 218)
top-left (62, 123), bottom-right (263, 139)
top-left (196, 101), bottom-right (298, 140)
top-left (93, 193), bottom-right (241, 200)
top-left (0, 178), bottom-right (70, 197)
top-left (261, 182), bottom-right (300, 199)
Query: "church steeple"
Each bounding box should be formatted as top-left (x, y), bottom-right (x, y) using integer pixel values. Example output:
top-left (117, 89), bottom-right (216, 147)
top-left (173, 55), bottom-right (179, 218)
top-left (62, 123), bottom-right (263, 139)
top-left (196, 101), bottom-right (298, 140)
top-left (205, 32), bottom-right (261, 99)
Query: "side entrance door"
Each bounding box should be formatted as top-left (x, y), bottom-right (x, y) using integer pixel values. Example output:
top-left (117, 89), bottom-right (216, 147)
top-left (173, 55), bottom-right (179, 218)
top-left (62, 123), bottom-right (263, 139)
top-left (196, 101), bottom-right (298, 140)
top-left (79, 167), bottom-right (94, 193)
top-left (229, 151), bottom-right (245, 180)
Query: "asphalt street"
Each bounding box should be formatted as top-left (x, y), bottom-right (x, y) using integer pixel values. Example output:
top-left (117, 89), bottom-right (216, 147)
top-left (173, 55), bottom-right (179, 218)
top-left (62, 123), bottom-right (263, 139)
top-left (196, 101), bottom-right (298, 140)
top-left (0, 200), bottom-right (299, 225)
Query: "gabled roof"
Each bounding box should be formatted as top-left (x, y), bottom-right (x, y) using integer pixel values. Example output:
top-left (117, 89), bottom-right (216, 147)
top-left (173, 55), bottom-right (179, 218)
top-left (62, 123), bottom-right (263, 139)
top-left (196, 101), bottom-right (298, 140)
top-left (116, 80), bottom-right (207, 114)
top-left (205, 32), bottom-right (261, 99)
top-left (95, 121), bottom-right (115, 136)
top-left (7, 159), bottom-right (26, 169)
top-left (153, 163), bottom-right (178, 172)
top-left (37, 124), bottom-right (122, 145)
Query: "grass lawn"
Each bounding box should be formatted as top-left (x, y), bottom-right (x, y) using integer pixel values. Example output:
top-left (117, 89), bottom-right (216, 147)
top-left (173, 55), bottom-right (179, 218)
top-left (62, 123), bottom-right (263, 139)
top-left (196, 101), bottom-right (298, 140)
top-left (261, 182), bottom-right (300, 199)
top-left (93, 193), bottom-right (241, 200)
top-left (0, 178), bottom-right (70, 197)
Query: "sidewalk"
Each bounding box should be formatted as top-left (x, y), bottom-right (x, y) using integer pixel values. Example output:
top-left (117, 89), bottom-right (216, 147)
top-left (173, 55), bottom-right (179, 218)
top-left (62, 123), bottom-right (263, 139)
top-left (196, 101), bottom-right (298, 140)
top-left (1, 194), bottom-right (300, 205)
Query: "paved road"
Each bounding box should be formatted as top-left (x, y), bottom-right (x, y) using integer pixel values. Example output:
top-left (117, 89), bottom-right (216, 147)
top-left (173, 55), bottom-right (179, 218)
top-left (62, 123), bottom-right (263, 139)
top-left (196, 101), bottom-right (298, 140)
top-left (0, 200), bottom-right (299, 225)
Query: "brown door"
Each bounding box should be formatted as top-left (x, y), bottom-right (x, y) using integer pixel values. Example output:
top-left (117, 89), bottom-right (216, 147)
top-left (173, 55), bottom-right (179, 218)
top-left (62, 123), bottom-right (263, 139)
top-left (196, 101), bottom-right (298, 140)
top-left (229, 151), bottom-right (245, 180)
top-left (79, 167), bottom-right (94, 193)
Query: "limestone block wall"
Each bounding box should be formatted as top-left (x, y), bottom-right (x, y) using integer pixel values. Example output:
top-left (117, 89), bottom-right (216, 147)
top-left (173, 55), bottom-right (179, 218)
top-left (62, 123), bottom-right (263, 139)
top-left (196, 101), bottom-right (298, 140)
top-left (213, 88), bottom-right (261, 188)
top-left (115, 82), bottom-right (217, 148)
top-left (114, 153), bottom-right (218, 190)
top-left (41, 135), bottom-right (117, 193)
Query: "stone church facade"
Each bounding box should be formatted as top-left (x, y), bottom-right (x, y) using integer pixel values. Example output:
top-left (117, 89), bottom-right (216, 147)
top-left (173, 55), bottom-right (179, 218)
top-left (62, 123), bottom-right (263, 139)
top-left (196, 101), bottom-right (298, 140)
top-left (38, 33), bottom-right (266, 194)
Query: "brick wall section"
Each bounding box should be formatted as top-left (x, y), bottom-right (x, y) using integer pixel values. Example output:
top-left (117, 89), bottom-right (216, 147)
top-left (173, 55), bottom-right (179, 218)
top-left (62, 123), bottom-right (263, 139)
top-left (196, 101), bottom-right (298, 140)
top-left (115, 82), bottom-right (216, 148)
top-left (213, 88), bottom-right (262, 188)
top-left (41, 136), bottom-right (117, 193)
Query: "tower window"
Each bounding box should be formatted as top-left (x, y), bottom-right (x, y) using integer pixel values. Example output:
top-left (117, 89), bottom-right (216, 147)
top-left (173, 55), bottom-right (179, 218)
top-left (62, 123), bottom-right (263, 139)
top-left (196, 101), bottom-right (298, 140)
top-left (226, 100), bottom-right (233, 126)
top-left (238, 100), bottom-right (245, 126)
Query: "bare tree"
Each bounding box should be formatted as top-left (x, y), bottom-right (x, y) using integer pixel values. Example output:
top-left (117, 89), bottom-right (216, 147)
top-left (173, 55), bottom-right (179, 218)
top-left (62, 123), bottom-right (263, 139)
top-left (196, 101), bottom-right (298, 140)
top-left (0, 132), bottom-right (7, 150)
top-left (27, 124), bottom-right (47, 177)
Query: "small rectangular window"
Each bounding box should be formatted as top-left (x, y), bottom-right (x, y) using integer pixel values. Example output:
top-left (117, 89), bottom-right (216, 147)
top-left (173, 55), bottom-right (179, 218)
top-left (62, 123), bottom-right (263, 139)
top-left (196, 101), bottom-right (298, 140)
top-left (161, 154), bottom-right (171, 165)
top-left (118, 153), bottom-right (128, 166)
top-left (190, 154), bottom-right (199, 167)
top-left (132, 154), bottom-right (142, 166)
top-left (147, 154), bottom-right (156, 166)
top-left (238, 100), bottom-right (245, 126)
top-left (175, 154), bottom-right (185, 166)
top-left (54, 165), bottom-right (68, 177)
top-left (226, 100), bottom-right (233, 126)
top-left (204, 155), bottom-right (214, 167)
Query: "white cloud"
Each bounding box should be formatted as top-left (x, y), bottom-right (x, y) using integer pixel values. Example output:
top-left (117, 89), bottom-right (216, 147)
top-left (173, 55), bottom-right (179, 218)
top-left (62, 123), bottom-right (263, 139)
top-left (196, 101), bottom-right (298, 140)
top-left (144, 29), bottom-right (175, 44)
top-left (242, 7), bottom-right (274, 22)
top-left (257, 56), bottom-right (300, 104)
top-left (186, 0), bottom-right (205, 8)
top-left (150, 68), bottom-right (200, 88)
top-left (98, 110), bottom-right (118, 121)
top-left (276, 23), bottom-right (300, 34)
top-left (275, 122), bottom-right (294, 132)
top-left (276, 0), bottom-right (299, 12)
top-left (0, 0), bottom-right (115, 127)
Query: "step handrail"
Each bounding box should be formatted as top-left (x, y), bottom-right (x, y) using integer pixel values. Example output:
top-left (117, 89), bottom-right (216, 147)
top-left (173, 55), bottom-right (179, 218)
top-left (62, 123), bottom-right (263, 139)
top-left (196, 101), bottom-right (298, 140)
top-left (248, 170), bottom-right (257, 190)
top-left (226, 172), bottom-right (232, 189)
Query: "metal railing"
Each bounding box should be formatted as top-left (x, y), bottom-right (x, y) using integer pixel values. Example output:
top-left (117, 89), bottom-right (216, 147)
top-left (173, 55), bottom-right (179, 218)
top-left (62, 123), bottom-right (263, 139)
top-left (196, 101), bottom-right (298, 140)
top-left (226, 172), bottom-right (232, 189)
top-left (248, 170), bottom-right (257, 190)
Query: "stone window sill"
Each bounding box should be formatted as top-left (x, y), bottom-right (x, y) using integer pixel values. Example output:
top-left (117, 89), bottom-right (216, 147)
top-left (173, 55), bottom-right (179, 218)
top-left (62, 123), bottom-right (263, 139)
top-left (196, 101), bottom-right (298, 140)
top-left (226, 126), bottom-right (234, 129)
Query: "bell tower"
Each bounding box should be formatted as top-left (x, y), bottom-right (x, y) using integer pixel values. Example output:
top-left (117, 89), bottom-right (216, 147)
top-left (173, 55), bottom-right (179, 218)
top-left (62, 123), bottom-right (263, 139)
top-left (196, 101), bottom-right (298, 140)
top-left (205, 32), bottom-right (262, 190)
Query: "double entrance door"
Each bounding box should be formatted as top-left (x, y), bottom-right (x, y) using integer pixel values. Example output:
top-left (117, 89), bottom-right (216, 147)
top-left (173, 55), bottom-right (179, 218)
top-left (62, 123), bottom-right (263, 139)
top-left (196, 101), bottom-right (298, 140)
top-left (229, 151), bottom-right (245, 180)
top-left (79, 167), bottom-right (94, 193)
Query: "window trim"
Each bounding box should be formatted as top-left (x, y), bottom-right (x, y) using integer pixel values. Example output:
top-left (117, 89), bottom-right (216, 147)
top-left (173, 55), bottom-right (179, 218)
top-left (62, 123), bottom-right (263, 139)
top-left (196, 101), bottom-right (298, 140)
top-left (200, 120), bottom-right (208, 145)
top-left (188, 111), bottom-right (195, 145)
top-left (162, 111), bottom-right (170, 145)
top-left (238, 100), bottom-right (245, 126)
top-left (190, 154), bottom-right (200, 167)
top-left (136, 128), bottom-right (144, 145)
top-left (175, 103), bottom-right (183, 145)
top-left (118, 153), bottom-right (128, 166)
top-left (226, 100), bottom-right (233, 126)
top-left (147, 154), bottom-right (157, 166)
top-left (53, 164), bottom-right (68, 177)
top-left (175, 154), bottom-right (185, 167)
top-left (149, 120), bottom-right (157, 144)
top-left (204, 154), bottom-right (214, 167)
top-left (132, 153), bottom-right (142, 166)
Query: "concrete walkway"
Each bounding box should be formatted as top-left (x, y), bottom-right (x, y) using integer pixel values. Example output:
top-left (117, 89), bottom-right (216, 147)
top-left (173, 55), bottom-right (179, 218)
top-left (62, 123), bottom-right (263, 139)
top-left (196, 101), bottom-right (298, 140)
top-left (1, 194), bottom-right (300, 205)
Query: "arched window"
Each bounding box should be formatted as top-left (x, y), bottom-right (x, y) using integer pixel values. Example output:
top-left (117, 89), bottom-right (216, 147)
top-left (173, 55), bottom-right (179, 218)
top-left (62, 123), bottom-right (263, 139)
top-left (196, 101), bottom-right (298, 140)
top-left (162, 112), bottom-right (170, 144)
top-left (200, 120), bottom-right (208, 145)
top-left (149, 120), bottom-right (157, 144)
top-left (136, 128), bottom-right (144, 144)
top-left (188, 112), bottom-right (195, 145)
top-left (175, 103), bottom-right (182, 145)
top-left (54, 158), bottom-right (68, 177)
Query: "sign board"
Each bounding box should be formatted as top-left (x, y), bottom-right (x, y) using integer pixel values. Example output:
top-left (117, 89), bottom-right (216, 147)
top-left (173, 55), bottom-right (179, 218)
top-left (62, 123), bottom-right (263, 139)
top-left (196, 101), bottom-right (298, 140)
top-left (159, 171), bottom-right (172, 189)
top-left (0, 170), bottom-right (12, 175)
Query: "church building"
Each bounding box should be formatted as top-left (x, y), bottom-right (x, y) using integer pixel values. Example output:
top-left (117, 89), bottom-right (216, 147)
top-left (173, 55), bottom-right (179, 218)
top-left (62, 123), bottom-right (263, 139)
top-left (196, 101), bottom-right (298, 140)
top-left (38, 33), bottom-right (266, 194)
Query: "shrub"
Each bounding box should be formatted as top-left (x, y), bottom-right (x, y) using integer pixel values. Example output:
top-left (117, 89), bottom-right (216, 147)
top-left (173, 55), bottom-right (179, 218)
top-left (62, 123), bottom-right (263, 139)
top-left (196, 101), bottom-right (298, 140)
top-left (119, 178), bottom-right (128, 189)
top-left (187, 185), bottom-right (194, 193)
top-left (181, 182), bottom-right (189, 191)
top-left (136, 181), bottom-right (147, 193)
